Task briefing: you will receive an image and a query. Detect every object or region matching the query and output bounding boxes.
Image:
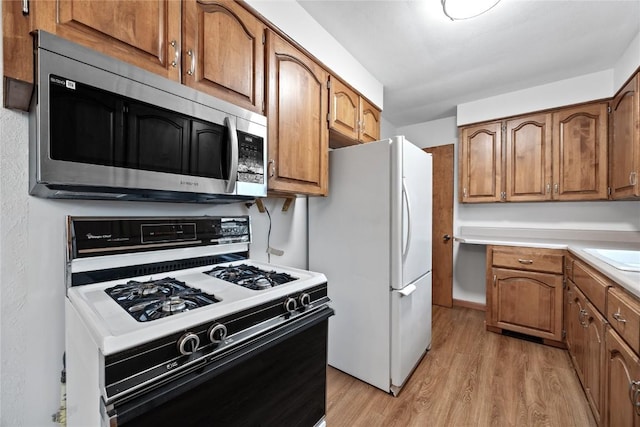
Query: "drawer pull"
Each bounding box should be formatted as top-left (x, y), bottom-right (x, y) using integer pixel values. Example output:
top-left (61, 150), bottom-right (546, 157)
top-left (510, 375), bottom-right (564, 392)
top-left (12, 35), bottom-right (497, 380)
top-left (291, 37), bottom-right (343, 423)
top-left (629, 380), bottom-right (640, 415)
top-left (517, 259), bottom-right (533, 264)
top-left (613, 310), bottom-right (627, 323)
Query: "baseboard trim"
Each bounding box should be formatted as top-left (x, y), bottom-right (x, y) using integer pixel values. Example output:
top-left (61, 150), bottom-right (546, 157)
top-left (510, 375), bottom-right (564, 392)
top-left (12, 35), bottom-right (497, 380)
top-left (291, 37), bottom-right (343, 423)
top-left (452, 299), bottom-right (486, 311)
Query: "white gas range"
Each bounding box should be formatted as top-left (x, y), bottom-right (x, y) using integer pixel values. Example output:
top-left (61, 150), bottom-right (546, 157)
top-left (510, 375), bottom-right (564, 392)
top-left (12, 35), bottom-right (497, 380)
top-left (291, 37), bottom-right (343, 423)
top-left (64, 215), bottom-right (332, 427)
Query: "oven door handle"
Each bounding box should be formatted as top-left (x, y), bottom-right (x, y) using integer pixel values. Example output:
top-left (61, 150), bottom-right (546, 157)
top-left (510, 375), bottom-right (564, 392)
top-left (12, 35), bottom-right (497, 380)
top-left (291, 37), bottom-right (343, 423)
top-left (108, 305), bottom-right (334, 426)
top-left (224, 116), bottom-right (239, 194)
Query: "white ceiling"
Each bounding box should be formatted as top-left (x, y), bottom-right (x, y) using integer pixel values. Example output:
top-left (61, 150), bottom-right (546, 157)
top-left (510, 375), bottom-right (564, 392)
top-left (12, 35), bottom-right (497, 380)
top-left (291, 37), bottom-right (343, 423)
top-left (297, 0), bottom-right (640, 127)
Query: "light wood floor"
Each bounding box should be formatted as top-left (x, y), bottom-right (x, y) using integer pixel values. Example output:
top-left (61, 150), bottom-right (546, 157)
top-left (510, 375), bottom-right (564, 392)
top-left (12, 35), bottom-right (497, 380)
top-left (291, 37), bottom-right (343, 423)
top-left (326, 305), bottom-right (596, 427)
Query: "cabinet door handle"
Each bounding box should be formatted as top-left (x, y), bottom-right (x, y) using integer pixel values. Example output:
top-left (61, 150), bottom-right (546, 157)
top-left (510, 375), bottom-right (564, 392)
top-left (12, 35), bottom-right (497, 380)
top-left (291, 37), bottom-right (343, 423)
top-left (613, 310), bottom-right (627, 323)
top-left (170, 40), bottom-right (179, 68)
top-left (187, 49), bottom-right (195, 76)
top-left (629, 380), bottom-right (640, 415)
top-left (463, 188), bottom-right (467, 198)
top-left (268, 159), bottom-right (276, 178)
top-left (554, 183), bottom-right (559, 194)
top-left (546, 183), bottom-right (551, 194)
top-left (631, 171), bottom-right (638, 186)
top-left (517, 259), bottom-right (533, 264)
top-left (493, 275), bottom-right (496, 287)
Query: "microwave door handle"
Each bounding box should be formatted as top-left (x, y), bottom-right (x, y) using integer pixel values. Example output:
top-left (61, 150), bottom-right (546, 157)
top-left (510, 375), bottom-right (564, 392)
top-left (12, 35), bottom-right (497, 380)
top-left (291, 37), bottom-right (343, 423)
top-left (224, 116), bottom-right (239, 193)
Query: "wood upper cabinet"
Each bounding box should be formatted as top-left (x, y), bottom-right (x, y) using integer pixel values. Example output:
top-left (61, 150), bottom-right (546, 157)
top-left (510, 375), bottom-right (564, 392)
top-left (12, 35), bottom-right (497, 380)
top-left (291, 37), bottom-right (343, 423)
top-left (505, 114), bottom-right (552, 201)
top-left (459, 121), bottom-right (503, 202)
top-left (328, 76), bottom-right (380, 148)
top-left (610, 72), bottom-right (640, 200)
top-left (460, 101), bottom-right (609, 203)
top-left (182, 0), bottom-right (265, 113)
top-left (265, 30), bottom-right (328, 196)
top-left (605, 327), bottom-right (640, 427)
top-left (553, 102), bottom-right (608, 200)
top-left (486, 246), bottom-right (564, 343)
top-left (3, 0), bottom-right (182, 109)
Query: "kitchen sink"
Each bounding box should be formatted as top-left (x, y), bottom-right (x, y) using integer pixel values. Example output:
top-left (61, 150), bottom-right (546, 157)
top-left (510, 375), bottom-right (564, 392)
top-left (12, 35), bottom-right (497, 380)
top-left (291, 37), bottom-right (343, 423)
top-left (583, 248), bottom-right (640, 272)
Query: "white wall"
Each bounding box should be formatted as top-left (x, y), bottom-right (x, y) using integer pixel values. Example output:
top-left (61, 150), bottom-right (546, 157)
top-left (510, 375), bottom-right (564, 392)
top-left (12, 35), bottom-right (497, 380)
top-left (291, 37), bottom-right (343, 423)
top-left (614, 31), bottom-right (640, 90)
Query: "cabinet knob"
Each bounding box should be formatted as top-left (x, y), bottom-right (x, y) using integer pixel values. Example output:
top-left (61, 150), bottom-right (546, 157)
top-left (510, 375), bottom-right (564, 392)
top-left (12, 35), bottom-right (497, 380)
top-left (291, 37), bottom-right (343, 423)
top-left (443, 234), bottom-right (451, 242)
top-left (517, 259), bottom-right (533, 265)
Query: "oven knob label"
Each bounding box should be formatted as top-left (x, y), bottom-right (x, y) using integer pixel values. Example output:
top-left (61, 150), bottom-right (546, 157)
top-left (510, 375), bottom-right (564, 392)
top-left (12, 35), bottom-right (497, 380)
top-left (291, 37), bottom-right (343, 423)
top-left (166, 361), bottom-right (179, 370)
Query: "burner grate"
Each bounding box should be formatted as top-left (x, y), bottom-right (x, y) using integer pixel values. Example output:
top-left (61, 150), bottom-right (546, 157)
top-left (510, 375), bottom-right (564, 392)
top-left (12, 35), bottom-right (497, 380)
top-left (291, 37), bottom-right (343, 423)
top-left (105, 277), bottom-right (219, 322)
top-left (204, 264), bottom-right (298, 290)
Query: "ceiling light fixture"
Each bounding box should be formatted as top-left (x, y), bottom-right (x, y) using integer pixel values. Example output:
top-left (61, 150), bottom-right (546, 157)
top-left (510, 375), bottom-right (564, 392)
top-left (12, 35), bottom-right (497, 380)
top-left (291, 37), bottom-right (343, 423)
top-left (441, 0), bottom-right (502, 21)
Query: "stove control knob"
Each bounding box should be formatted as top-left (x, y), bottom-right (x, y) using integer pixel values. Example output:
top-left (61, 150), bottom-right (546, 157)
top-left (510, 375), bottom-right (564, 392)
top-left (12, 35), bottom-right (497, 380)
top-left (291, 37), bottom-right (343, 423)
top-left (208, 323), bottom-right (227, 344)
top-left (177, 332), bottom-right (200, 355)
top-left (298, 293), bottom-right (312, 308)
top-left (283, 297), bottom-right (298, 313)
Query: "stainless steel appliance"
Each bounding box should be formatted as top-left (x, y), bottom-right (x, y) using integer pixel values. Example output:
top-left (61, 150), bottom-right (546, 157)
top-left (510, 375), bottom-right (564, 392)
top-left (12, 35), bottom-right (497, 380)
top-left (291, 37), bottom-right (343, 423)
top-left (309, 136), bottom-right (433, 395)
top-left (65, 216), bottom-right (332, 426)
top-left (30, 31), bottom-right (266, 203)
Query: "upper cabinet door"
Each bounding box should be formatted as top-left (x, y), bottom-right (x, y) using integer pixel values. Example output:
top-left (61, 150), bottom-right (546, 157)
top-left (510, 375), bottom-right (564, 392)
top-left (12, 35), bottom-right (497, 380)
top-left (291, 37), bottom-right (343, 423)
top-left (360, 98), bottom-right (381, 143)
top-left (505, 114), bottom-right (553, 202)
top-left (266, 31), bottom-right (328, 196)
top-left (553, 102), bottom-right (608, 200)
top-left (53, 0), bottom-right (181, 81)
top-left (610, 73), bottom-right (640, 200)
top-left (182, 0), bottom-right (265, 114)
top-left (329, 77), bottom-right (359, 142)
top-left (459, 121), bottom-right (503, 203)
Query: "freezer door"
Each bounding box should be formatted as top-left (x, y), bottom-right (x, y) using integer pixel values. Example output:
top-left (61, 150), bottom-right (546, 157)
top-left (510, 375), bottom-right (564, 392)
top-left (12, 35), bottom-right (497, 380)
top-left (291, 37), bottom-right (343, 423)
top-left (400, 140), bottom-right (433, 287)
top-left (390, 271), bottom-right (432, 393)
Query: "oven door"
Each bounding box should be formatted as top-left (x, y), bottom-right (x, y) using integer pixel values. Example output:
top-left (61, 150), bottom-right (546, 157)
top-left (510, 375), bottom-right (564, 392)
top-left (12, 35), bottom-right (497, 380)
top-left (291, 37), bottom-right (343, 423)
top-left (103, 306), bottom-right (334, 427)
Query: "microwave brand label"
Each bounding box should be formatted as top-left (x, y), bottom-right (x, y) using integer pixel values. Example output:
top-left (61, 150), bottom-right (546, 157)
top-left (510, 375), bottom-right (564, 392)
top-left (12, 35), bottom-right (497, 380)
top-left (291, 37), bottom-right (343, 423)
top-left (50, 76), bottom-right (76, 90)
top-left (180, 180), bottom-right (199, 187)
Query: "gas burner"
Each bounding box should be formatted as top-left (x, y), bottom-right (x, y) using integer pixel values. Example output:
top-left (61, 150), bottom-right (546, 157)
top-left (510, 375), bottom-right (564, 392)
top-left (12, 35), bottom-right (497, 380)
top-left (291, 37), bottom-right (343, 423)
top-left (105, 277), bottom-right (219, 322)
top-left (205, 264), bottom-right (298, 290)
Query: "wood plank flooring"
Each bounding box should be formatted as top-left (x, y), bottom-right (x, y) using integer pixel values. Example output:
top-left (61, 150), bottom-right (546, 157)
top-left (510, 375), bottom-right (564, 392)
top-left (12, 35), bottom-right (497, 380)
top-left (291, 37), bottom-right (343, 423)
top-left (326, 305), bottom-right (596, 426)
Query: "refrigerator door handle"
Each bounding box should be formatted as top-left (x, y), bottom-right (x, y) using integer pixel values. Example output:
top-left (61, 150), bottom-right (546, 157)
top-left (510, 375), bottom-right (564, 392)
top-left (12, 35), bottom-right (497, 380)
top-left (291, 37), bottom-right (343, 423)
top-left (397, 283), bottom-right (417, 297)
top-left (402, 178), bottom-right (412, 261)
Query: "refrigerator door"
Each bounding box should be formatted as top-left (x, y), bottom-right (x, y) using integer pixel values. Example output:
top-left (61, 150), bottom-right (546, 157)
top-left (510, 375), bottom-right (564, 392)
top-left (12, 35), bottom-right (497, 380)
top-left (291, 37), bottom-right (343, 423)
top-left (395, 139), bottom-right (433, 289)
top-left (390, 271), bottom-right (432, 394)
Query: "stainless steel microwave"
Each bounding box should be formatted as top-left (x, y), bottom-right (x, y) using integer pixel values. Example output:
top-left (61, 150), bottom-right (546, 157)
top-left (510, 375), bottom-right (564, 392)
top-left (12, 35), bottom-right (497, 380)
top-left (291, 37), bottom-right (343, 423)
top-left (29, 31), bottom-right (266, 203)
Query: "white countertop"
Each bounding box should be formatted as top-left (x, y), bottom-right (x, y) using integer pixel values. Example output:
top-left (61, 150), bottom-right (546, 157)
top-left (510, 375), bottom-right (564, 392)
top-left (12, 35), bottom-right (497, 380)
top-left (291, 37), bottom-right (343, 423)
top-left (455, 227), bottom-right (640, 298)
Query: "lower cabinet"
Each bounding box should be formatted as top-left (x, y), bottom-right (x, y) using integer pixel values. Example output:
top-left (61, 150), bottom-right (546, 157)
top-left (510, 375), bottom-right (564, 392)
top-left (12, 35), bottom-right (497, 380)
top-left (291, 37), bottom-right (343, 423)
top-left (565, 280), bottom-right (606, 425)
top-left (605, 328), bottom-right (640, 427)
top-left (486, 246), bottom-right (564, 343)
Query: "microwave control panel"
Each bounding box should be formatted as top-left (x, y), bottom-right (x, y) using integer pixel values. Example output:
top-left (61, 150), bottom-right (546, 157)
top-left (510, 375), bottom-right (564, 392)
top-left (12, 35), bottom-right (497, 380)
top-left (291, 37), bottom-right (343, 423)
top-left (237, 131), bottom-right (264, 184)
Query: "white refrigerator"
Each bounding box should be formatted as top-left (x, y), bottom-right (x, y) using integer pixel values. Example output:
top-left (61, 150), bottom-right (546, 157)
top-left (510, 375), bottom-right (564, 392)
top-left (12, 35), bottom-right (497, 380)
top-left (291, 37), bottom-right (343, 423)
top-left (308, 135), bottom-right (432, 396)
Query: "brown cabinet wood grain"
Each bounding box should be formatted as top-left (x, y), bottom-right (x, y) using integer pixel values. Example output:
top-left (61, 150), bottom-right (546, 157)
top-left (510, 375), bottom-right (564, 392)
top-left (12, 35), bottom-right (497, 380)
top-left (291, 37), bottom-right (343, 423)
top-left (182, 0), bottom-right (265, 113)
top-left (553, 102), bottom-right (608, 200)
top-left (605, 327), bottom-right (640, 427)
top-left (610, 72), bottom-right (640, 200)
top-left (486, 246), bottom-right (564, 343)
top-left (4, 0), bottom-right (182, 109)
top-left (505, 114), bottom-right (553, 201)
top-left (265, 30), bottom-right (328, 196)
top-left (566, 281), bottom-right (606, 425)
top-left (459, 121), bottom-right (503, 203)
top-left (459, 101), bottom-right (609, 203)
top-left (328, 76), bottom-right (380, 148)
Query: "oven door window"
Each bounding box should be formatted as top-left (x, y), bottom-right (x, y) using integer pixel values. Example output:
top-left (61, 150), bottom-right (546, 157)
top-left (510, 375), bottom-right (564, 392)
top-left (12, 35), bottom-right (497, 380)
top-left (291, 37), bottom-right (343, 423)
top-left (110, 309), bottom-right (332, 427)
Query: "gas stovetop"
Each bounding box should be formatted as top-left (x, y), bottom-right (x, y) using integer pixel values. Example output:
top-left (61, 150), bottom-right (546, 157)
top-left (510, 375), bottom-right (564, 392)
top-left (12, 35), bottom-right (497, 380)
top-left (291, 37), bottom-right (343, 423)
top-left (105, 277), bottom-right (220, 322)
top-left (205, 264), bottom-right (298, 290)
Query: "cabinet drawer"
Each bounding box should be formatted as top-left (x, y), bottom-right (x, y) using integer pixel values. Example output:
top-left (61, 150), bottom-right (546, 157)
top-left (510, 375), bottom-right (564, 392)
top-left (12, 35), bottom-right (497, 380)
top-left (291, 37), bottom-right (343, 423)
top-left (492, 247), bottom-right (563, 274)
top-left (607, 287), bottom-right (640, 354)
top-left (573, 260), bottom-right (610, 314)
